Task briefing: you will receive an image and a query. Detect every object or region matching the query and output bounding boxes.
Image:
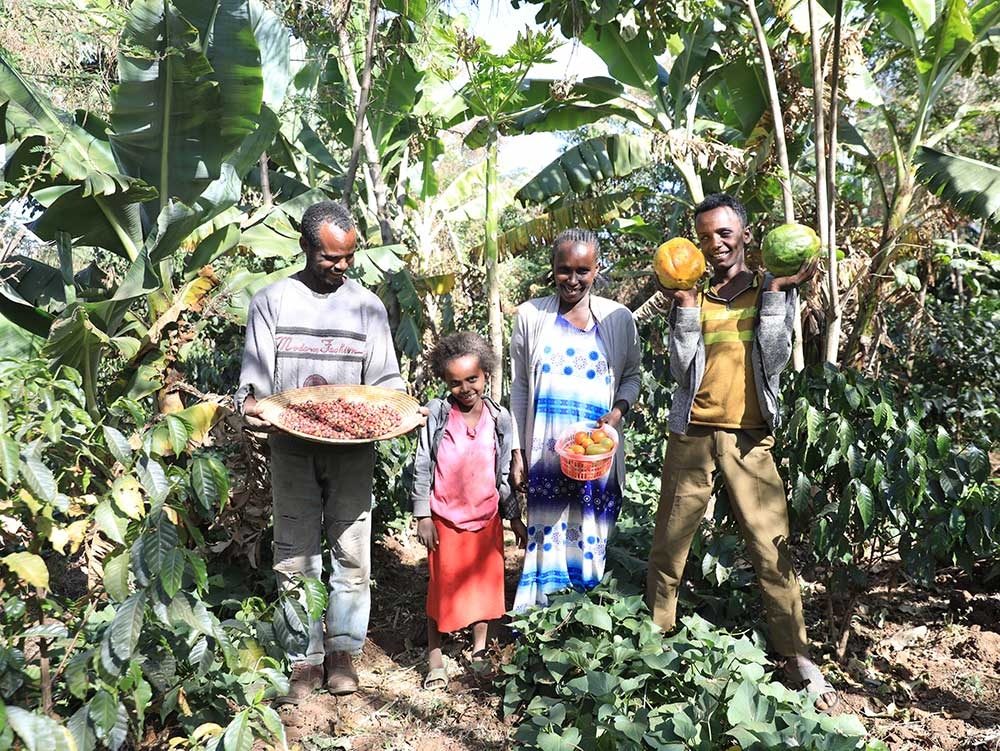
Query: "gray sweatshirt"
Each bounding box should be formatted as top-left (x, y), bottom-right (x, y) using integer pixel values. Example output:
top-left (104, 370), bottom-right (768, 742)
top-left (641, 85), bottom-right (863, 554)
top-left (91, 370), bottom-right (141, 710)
top-left (236, 275), bottom-right (405, 448)
top-left (667, 272), bottom-right (797, 434)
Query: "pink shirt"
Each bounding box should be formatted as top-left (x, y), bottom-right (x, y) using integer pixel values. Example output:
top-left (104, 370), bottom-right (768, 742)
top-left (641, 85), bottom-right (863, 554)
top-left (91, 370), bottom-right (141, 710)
top-left (429, 405), bottom-right (500, 530)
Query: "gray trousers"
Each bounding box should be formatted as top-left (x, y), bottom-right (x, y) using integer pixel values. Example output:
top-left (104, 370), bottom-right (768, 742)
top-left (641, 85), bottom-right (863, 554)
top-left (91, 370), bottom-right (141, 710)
top-left (270, 444), bottom-right (375, 663)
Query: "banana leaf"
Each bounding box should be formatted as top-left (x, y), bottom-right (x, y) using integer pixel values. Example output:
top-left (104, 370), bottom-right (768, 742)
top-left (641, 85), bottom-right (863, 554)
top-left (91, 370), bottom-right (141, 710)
top-left (914, 146), bottom-right (1000, 228)
top-left (110, 0), bottom-right (265, 213)
top-left (515, 134), bottom-right (652, 204)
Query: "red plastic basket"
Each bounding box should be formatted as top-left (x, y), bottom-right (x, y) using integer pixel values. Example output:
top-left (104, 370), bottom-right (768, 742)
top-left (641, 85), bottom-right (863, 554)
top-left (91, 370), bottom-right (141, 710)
top-left (554, 422), bottom-right (619, 481)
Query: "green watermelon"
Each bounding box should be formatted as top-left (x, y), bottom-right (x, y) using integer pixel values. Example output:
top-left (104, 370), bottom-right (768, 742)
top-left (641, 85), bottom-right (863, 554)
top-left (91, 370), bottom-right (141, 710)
top-left (762, 223), bottom-right (821, 277)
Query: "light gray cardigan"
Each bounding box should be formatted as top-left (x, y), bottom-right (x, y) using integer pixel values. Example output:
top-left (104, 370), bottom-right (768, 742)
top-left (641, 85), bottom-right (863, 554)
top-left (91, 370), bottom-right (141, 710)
top-left (509, 294), bottom-right (642, 484)
top-left (667, 272), bottom-right (797, 434)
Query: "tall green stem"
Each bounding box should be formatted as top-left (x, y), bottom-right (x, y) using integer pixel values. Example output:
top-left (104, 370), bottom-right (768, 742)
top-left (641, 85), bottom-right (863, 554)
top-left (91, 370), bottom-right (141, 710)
top-left (824, 0), bottom-right (845, 365)
top-left (484, 124), bottom-right (502, 397)
top-left (747, 0), bottom-right (803, 370)
top-left (807, 0), bottom-right (831, 367)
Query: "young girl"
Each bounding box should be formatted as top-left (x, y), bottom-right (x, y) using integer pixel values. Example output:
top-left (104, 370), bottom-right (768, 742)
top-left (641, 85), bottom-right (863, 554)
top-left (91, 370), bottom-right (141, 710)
top-left (410, 332), bottom-right (528, 689)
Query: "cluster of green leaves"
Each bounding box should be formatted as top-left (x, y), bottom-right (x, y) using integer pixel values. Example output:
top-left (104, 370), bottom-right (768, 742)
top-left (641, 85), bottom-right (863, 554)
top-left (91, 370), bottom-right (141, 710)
top-left (885, 243), bottom-right (1000, 445)
top-left (501, 580), bottom-right (881, 751)
top-left (0, 357), bottom-right (320, 750)
top-left (778, 364), bottom-right (998, 588)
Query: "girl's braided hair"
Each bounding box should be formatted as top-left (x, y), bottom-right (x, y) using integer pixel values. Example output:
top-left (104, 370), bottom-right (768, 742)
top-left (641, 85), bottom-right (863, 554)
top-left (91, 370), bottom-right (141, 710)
top-left (429, 331), bottom-right (498, 380)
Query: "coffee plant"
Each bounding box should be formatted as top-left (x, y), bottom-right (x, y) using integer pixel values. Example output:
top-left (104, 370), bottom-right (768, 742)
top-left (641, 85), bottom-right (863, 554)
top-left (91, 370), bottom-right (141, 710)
top-left (778, 364), bottom-right (998, 593)
top-left (0, 358), bottom-right (319, 750)
top-left (500, 580), bottom-right (885, 751)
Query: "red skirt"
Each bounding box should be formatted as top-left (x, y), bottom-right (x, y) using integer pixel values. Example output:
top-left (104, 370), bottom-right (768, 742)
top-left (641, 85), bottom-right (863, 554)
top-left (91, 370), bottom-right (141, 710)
top-left (427, 513), bottom-right (505, 633)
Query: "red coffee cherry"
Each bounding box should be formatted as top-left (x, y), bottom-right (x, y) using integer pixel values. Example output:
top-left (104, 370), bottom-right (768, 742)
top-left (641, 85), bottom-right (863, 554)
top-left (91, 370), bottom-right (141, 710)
top-left (280, 399), bottom-right (402, 439)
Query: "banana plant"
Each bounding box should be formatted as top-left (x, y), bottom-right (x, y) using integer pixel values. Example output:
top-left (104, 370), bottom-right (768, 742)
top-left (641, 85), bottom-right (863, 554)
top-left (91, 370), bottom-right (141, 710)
top-left (0, 0), bottom-right (290, 411)
top-left (509, 1), bottom-right (766, 206)
top-left (453, 27), bottom-right (561, 394)
top-left (843, 0), bottom-right (1000, 361)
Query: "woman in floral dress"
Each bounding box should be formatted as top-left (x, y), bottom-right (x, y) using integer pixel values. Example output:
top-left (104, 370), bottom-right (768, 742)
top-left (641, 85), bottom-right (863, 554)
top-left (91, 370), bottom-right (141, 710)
top-left (509, 228), bottom-right (642, 611)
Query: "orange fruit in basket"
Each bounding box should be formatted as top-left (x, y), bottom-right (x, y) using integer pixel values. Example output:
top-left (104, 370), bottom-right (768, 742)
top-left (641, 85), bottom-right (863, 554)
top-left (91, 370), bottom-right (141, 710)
top-left (567, 444), bottom-right (585, 455)
top-left (590, 429), bottom-right (608, 443)
top-left (585, 443), bottom-right (610, 456)
top-left (573, 431), bottom-right (589, 445)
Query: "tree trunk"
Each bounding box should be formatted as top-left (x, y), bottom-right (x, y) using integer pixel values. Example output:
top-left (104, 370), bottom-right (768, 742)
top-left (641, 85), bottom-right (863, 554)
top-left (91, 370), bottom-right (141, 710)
top-left (484, 125), bottom-right (503, 397)
top-left (259, 152), bottom-right (272, 212)
top-left (843, 180), bottom-right (915, 363)
top-left (824, 0), bottom-right (845, 365)
top-left (808, 0), bottom-right (831, 368)
top-left (341, 0), bottom-right (380, 214)
top-left (746, 0), bottom-right (794, 223)
top-left (746, 0), bottom-right (804, 370)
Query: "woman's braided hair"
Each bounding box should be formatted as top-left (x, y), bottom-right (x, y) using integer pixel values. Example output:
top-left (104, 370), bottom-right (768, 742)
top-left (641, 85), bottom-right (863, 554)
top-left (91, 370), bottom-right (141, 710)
top-left (552, 227), bottom-right (600, 260)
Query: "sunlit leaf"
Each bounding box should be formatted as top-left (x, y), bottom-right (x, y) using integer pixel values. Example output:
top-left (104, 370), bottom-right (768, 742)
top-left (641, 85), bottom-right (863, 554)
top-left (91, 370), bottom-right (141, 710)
top-left (5, 706), bottom-right (76, 751)
top-left (164, 414), bottom-right (191, 457)
top-left (2, 551), bottom-right (49, 589)
top-left (223, 710), bottom-right (253, 751)
top-left (0, 435), bottom-right (20, 485)
top-left (19, 622), bottom-right (68, 639)
top-left (95, 500), bottom-right (128, 545)
top-left (103, 425), bottom-right (134, 468)
top-left (136, 456), bottom-right (170, 503)
top-left (112, 475), bottom-right (145, 520)
top-left (89, 689), bottom-right (117, 739)
top-left (854, 480), bottom-right (875, 528)
top-left (19, 451), bottom-right (56, 503)
top-left (301, 577), bottom-right (328, 621)
top-left (48, 519), bottom-right (90, 555)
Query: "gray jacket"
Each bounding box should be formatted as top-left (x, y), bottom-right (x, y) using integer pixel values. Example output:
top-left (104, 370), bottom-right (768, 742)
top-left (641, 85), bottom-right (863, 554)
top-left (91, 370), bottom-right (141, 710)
top-left (510, 294), bottom-right (642, 485)
top-left (409, 396), bottom-right (518, 520)
top-left (667, 272), bottom-right (797, 434)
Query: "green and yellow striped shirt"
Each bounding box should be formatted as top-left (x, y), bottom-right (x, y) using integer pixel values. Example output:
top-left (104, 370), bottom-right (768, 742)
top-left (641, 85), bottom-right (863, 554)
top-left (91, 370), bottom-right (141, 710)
top-left (689, 273), bottom-right (765, 429)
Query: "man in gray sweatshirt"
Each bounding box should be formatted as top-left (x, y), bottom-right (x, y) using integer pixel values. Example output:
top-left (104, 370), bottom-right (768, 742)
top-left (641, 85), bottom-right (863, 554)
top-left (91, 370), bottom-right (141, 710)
top-left (236, 200), bottom-right (404, 702)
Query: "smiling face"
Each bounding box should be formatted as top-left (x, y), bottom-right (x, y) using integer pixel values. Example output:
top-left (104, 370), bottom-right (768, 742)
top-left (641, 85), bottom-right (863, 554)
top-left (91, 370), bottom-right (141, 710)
top-left (552, 241), bottom-right (599, 307)
top-left (442, 353), bottom-right (487, 411)
top-left (694, 206), bottom-right (751, 278)
top-left (301, 222), bottom-right (357, 291)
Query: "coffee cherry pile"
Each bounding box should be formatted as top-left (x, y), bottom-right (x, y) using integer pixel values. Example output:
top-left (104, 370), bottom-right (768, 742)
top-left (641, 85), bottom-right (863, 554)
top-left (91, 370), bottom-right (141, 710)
top-left (281, 399), bottom-right (402, 440)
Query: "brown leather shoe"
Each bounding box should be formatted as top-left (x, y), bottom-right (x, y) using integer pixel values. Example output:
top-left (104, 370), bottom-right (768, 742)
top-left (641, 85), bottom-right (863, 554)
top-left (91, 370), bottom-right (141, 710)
top-left (324, 651), bottom-right (359, 695)
top-left (275, 661), bottom-right (323, 705)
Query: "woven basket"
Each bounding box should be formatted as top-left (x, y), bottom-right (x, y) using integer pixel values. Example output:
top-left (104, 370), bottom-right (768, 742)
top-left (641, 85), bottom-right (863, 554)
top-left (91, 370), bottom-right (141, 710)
top-left (256, 384), bottom-right (422, 445)
top-left (554, 421), bottom-right (618, 481)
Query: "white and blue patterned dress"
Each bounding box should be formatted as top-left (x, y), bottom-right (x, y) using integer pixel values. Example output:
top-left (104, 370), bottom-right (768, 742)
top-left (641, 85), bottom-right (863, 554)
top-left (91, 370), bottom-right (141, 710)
top-left (513, 314), bottom-right (622, 611)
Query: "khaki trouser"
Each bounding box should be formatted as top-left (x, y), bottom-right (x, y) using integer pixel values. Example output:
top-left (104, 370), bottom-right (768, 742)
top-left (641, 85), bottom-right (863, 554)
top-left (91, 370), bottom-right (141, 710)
top-left (645, 427), bottom-right (809, 657)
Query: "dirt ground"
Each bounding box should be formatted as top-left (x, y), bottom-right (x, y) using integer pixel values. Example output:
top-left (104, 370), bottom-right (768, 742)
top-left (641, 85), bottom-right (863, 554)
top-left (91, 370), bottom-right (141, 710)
top-left (270, 529), bottom-right (1000, 751)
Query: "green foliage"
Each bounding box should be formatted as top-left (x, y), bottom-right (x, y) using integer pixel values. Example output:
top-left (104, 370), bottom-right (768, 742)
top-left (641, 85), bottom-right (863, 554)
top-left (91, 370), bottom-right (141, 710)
top-left (777, 365), bottom-right (998, 587)
top-left (501, 581), bottom-right (880, 751)
top-left (0, 357), bottom-right (301, 750)
top-left (885, 243), bottom-right (1000, 443)
top-left (914, 146), bottom-right (1000, 229)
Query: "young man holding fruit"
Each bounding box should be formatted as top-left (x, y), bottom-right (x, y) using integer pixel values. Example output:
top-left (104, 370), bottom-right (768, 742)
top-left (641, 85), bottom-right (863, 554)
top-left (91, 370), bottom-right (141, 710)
top-left (236, 200), bottom-right (405, 703)
top-left (645, 194), bottom-right (838, 710)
